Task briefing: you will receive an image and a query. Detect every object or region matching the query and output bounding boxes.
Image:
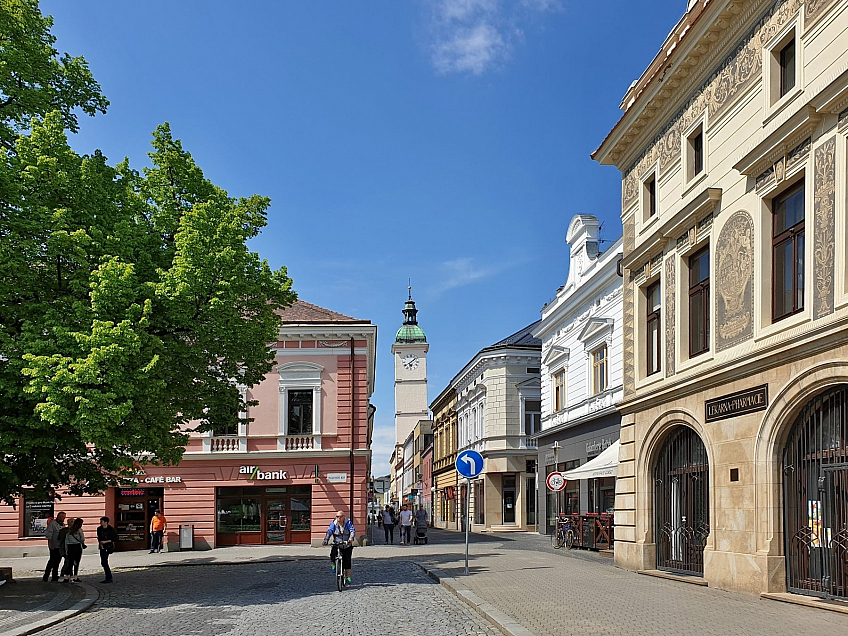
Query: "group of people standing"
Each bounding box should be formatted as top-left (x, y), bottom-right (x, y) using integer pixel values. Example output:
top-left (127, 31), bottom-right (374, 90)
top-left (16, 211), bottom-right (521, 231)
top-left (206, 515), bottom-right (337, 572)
top-left (43, 512), bottom-right (118, 584)
top-left (41, 509), bottom-right (167, 584)
top-left (378, 504), bottom-right (427, 545)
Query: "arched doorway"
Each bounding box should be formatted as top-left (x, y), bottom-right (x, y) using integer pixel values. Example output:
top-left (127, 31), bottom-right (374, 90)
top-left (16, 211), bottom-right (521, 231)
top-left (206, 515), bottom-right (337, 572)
top-left (654, 426), bottom-right (710, 575)
top-left (783, 386), bottom-right (848, 600)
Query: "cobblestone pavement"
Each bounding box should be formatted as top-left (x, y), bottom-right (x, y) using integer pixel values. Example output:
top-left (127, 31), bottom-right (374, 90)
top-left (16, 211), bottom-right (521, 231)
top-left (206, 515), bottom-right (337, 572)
top-left (55, 558), bottom-right (499, 636)
top-left (0, 579), bottom-right (86, 635)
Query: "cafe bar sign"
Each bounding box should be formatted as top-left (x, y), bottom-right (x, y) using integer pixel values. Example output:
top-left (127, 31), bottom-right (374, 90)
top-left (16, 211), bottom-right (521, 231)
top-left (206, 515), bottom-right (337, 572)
top-left (705, 384), bottom-right (768, 422)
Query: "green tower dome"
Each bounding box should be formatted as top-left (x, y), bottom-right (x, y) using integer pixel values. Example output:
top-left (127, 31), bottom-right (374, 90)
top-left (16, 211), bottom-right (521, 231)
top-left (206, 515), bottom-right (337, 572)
top-left (395, 292), bottom-right (426, 344)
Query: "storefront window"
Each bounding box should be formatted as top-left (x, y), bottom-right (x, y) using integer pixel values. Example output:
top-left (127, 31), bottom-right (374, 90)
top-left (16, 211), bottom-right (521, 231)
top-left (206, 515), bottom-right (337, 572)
top-left (290, 486), bottom-right (311, 531)
top-left (217, 498), bottom-right (261, 532)
top-left (23, 498), bottom-right (54, 537)
top-left (526, 476), bottom-right (536, 525)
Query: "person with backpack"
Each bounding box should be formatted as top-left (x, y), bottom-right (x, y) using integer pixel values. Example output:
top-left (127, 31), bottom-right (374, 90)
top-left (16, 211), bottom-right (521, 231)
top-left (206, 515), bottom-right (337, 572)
top-left (97, 516), bottom-right (118, 583)
top-left (61, 518), bottom-right (85, 583)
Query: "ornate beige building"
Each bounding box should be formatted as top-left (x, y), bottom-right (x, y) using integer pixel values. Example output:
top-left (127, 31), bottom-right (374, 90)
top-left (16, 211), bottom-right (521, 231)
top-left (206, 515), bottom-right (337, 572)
top-left (594, 0), bottom-right (848, 601)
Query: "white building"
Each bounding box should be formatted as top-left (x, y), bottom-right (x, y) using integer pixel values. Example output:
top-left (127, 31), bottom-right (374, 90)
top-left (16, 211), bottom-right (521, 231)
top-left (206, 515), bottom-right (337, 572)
top-left (533, 215), bottom-right (623, 536)
top-left (453, 324), bottom-right (541, 532)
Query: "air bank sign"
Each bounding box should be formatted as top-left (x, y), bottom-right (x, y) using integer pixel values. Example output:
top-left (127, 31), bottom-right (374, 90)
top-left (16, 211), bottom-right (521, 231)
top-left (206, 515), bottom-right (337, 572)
top-left (239, 465), bottom-right (288, 481)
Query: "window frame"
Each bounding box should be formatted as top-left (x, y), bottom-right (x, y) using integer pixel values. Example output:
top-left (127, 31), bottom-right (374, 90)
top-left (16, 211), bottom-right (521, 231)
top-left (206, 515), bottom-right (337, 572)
top-left (686, 124), bottom-right (705, 182)
top-left (688, 246), bottom-right (710, 357)
top-left (553, 370), bottom-right (566, 412)
top-left (591, 344), bottom-right (608, 395)
top-left (771, 181), bottom-right (805, 322)
top-left (646, 281), bottom-right (662, 377)
top-left (287, 389), bottom-right (314, 435)
top-left (779, 38), bottom-right (796, 98)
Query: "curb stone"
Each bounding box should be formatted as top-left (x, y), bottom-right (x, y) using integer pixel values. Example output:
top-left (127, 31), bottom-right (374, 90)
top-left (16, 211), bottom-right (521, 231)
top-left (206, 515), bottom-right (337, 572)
top-left (415, 563), bottom-right (535, 636)
top-left (4, 582), bottom-right (99, 636)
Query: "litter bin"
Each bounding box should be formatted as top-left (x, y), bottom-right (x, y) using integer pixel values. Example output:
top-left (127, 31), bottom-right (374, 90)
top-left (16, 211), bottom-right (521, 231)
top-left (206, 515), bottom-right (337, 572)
top-left (179, 524), bottom-right (194, 551)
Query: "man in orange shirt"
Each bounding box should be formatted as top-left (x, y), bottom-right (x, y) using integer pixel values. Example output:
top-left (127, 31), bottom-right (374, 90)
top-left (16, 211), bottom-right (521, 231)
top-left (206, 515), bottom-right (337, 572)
top-left (149, 510), bottom-right (167, 554)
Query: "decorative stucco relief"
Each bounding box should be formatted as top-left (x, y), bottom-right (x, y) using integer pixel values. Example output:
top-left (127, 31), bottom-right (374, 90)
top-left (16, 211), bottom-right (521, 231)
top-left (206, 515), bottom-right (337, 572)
top-left (839, 107), bottom-right (848, 132)
top-left (664, 257), bottom-right (676, 376)
top-left (805, 0), bottom-right (839, 30)
top-left (813, 136), bottom-right (836, 320)
top-left (716, 211), bottom-right (755, 351)
top-left (623, 281), bottom-right (635, 396)
top-left (622, 0), bottom-right (803, 208)
top-left (623, 213), bottom-right (635, 254)
top-left (756, 137), bottom-right (810, 194)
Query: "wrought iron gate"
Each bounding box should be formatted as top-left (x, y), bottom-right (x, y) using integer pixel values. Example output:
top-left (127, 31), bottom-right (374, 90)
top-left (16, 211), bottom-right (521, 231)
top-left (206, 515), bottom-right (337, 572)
top-left (783, 386), bottom-right (848, 600)
top-left (655, 426), bottom-right (710, 576)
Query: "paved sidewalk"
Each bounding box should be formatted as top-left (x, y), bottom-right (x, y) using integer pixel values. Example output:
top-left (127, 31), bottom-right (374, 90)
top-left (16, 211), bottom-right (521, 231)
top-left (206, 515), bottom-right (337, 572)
top-left (2, 529), bottom-right (848, 635)
top-left (0, 579), bottom-right (96, 636)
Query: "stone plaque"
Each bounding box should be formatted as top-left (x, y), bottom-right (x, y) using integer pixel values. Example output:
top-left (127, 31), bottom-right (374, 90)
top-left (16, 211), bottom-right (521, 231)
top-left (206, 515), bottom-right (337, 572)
top-left (705, 385), bottom-right (768, 422)
top-left (813, 136), bottom-right (835, 320)
top-left (716, 211), bottom-right (754, 351)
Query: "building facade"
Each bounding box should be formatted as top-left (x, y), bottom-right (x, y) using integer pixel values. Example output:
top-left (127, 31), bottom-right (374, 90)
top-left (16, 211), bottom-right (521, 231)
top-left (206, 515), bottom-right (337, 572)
top-left (453, 324), bottom-right (541, 532)
top-left (593, 0), bottom-right (848, 600)
top-left (534, 215), bottom-right (624, 535)
top-left (1, 301), bottom-right (376, 556)
top-left (431, 385), bottom-right (459, 530)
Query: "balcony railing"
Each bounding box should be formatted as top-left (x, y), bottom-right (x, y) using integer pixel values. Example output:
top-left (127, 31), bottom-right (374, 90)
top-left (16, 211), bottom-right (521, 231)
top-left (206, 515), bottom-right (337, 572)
top-left (281, 435), bottom-right (321, 451)
top-left (210, 436), bottom-right (241, 452)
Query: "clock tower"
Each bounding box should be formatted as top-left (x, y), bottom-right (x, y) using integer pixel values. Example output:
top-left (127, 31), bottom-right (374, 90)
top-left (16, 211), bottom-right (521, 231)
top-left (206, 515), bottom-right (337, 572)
top-left (392, 288), bottom-right (429, 446)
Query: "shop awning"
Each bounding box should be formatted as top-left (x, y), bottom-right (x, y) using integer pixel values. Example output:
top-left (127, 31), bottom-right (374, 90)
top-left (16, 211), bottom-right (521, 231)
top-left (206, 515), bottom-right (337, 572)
top-left (562, 440), bottom-right (619, 480)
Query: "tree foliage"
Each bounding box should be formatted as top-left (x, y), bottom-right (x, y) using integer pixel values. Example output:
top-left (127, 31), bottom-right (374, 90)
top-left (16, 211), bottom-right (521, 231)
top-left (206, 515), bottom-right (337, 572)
top-left (0, 0), bottom-right (295, 504)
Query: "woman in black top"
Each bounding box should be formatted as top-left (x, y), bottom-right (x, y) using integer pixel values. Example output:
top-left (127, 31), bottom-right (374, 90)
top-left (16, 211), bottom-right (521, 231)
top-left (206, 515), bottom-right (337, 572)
top-left (97, 516), bottom-right (118, 583)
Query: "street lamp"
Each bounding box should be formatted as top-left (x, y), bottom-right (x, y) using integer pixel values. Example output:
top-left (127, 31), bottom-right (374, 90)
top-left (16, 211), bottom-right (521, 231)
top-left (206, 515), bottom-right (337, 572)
top-left (552, 441), bottom-right (561, 530)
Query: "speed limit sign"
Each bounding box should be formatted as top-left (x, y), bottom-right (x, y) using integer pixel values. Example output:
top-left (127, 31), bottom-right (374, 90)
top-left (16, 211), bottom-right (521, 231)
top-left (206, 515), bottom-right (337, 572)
top-left (546, 471), bottom-right (566, 491)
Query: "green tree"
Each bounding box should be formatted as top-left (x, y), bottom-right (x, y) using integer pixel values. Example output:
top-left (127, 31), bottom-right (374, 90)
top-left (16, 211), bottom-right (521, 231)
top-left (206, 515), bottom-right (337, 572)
top-left (0, 1), bottom-right (295, 504)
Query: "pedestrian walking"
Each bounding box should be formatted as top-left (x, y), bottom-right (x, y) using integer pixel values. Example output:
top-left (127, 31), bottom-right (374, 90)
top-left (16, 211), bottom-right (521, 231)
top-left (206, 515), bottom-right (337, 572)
top-left (149, 510), bottom-right (167, 553)
top-left (381, 505), bottom-right (395, 544)
top-left (399, 504), bottom-right (413, 545)
top-left (414, 505), bottom-right (428, 528)
top-left (61, 518), bottom-right (85, 583)
top-left (42, 511), bottom-right (66, 582)
top-left (97, 516), bottom-right (118, 583)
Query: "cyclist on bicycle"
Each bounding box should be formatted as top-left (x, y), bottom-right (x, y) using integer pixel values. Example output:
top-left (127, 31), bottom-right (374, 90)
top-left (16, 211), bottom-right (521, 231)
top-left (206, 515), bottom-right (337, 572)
top-left (322, 510), bottom-right (355, 584)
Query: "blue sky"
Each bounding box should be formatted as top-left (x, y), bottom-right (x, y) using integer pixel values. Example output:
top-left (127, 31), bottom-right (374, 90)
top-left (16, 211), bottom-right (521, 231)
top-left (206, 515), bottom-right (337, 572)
top-left (43, 0), bottom-right (683, 475)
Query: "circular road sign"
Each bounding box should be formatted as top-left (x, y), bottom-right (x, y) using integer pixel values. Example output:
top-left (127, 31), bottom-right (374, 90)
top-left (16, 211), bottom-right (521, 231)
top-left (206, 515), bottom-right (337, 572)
top-left (546, 471), bottom-right (566, 491)
top-left (455, 449), bottom-right (484, 479)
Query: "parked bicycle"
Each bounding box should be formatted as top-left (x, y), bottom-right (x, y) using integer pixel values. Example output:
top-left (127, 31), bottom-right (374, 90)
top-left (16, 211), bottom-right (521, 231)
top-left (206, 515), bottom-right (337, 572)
top-left (551, 514), bottom-right (576, 550)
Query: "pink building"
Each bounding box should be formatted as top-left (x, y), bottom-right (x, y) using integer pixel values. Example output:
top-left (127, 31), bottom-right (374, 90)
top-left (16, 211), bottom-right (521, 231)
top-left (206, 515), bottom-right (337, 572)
top-left (0, 301), bottom-right (376, 556)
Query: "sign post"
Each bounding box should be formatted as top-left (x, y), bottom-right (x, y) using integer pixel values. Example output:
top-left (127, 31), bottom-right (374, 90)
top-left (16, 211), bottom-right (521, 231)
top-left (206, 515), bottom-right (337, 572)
top-left (455, 449), bottom-right (484, 575)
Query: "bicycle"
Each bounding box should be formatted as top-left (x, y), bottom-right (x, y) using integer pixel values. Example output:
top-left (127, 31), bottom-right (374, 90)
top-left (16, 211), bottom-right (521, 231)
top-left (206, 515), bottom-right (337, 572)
top-left (331, 540), bottom-right (352, 591)
top-left (551, 515), bottom-right (576, 550)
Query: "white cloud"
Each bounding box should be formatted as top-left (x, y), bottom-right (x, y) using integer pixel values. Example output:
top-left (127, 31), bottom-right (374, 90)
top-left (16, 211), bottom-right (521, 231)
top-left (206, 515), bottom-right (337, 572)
top-left (427, 0), bottom-right (560, 75)
top-left (434, 257), bottom-right (497, 294)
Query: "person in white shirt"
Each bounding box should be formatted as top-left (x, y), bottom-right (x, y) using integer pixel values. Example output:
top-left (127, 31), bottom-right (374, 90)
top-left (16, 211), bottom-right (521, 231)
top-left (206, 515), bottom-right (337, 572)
top-left (380, 506), bottom-right (395, 544)
top-left (399, 504), bottom-right (413, 545)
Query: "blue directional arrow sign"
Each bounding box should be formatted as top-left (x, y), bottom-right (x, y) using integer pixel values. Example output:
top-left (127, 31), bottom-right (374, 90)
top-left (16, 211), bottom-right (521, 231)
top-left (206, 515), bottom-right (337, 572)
top-left (455, 449), bottom-right (484, 479)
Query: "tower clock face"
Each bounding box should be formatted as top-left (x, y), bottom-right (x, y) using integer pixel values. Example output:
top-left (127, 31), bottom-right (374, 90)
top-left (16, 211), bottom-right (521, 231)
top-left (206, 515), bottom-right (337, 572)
top-left (402, 354), bottom-right (420, 370)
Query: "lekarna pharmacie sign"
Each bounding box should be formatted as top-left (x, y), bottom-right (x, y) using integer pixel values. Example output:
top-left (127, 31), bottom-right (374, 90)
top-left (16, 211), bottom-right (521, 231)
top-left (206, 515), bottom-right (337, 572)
top-left (240, 465), bottom-right (288, 480)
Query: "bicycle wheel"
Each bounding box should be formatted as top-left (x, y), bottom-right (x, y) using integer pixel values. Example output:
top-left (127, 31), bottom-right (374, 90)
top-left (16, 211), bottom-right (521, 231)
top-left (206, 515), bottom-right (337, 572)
top-left (551, 529), bottom-right (564, 549)
top-left (565, 529), bottom-right (576, 550)
top-left (336, 558), bottom-right (344, 591)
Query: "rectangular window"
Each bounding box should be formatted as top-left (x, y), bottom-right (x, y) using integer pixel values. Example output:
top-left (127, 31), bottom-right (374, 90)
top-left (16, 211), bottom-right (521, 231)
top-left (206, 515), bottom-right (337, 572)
top-left (287, 390), bottom-right (313, 435)
top-left (524, 400), bottom-right (541, 436)
top-left (23, 498), bottom-right (54, 538)
top-left (646, 174), bottom-right (657, 218)
top-left (646, 281), bottom-right (662, 376)
top-left (687, 126), bottom-right (704, 180)
top-left (772, 183), bottom-right (805, 321)
top-left (526, 476), bottom-right (536, 525)
top-left (592, 345), bottom-right (608, 394)
top-left (553, 371), bottom-right (565, 411)
top-left (688, 247), bottom-right (710, 356)
top-left (779, 39), bottom-right (796, 97)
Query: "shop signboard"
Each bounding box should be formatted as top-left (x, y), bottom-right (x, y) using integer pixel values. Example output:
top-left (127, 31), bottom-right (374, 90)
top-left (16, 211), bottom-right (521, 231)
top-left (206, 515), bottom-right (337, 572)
top-left (239, 465), bottom-right (289, 480)
top-left (24, 499), bottom-right (54, 537)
